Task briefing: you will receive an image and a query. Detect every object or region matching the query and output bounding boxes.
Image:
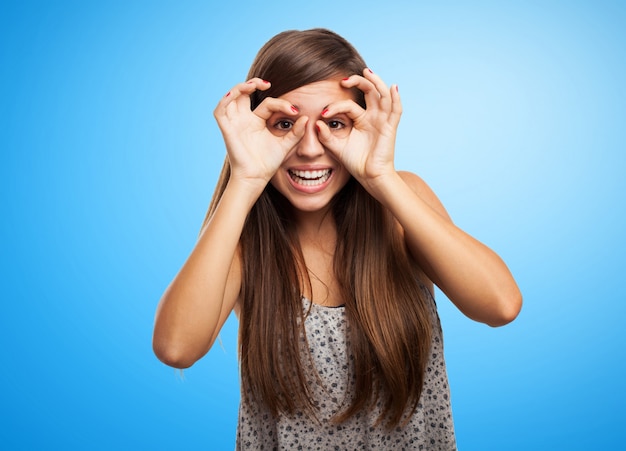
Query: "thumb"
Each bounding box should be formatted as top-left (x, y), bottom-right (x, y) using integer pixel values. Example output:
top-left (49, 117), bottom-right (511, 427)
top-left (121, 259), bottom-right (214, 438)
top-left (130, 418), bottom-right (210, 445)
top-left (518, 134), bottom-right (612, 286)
top-left (284, 116), bottom-right (309, 146)
top-left (316, 120), bottom-right (342, 158)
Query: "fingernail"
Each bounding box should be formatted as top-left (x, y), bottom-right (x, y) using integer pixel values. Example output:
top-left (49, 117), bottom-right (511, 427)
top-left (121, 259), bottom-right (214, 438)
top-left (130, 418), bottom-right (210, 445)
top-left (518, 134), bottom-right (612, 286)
top-left (342, 77), bottom-right (349, 81)
top-left (321, 108), bottom-right (329, 116)
top-left (367, 68), bottom-right (373, 74)
top-left (395, 85), bottom-right (399, 92)
top-left (225, 91), bottom-right (231, 97)
top-left (246, 81), bottom-right (254, 84)
top-left (291, 105), bottom-right (298, 113)
top-left (262, 80), bottom-right (270, 84)
top-left (315, 124), bottom-right (321, 133)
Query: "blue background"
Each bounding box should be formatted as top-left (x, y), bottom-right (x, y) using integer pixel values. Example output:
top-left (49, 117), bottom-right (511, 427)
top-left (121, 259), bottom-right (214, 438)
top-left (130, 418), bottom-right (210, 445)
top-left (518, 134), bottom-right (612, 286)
top-left (2, 1), bottom-right (624, 449)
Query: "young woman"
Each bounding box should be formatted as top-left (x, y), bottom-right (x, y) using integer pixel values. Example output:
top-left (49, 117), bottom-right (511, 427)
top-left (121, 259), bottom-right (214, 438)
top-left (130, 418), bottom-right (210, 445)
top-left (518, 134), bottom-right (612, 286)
top-left (153, 28), bottom-right (522, 449)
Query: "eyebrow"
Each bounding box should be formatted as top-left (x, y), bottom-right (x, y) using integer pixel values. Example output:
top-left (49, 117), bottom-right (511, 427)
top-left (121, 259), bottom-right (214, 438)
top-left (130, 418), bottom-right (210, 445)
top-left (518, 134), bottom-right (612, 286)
top-left (290, 104), bottom-right (330, 111)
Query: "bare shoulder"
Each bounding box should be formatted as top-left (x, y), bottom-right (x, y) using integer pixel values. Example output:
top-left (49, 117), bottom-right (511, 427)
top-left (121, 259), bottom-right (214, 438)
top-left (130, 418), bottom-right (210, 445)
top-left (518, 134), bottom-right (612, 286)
top-left (397, 170), bottom-right (451, 221)
top-left (396, 171), bottom-right (449, 296)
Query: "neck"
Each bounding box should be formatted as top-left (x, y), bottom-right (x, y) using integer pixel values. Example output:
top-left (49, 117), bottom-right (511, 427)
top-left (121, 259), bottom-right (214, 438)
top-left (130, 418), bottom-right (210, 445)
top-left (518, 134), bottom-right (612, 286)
top-left (294, 207), bottom-right (337, 245)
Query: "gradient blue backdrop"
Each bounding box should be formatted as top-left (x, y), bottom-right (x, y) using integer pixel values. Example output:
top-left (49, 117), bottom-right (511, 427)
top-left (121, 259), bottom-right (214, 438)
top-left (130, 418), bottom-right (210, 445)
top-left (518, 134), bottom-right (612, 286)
top-left (2, 1), bottom-right (624, 449)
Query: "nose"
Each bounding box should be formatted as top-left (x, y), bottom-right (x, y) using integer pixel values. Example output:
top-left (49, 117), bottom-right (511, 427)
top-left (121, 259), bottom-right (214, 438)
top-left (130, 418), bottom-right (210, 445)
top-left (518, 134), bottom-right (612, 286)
top-left (295, 121), bottom-right (324, 158)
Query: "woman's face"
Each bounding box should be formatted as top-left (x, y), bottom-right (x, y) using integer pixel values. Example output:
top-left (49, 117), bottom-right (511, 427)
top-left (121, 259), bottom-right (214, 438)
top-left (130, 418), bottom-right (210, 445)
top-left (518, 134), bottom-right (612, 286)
top-left (266, 79), bottom-right (355, 216)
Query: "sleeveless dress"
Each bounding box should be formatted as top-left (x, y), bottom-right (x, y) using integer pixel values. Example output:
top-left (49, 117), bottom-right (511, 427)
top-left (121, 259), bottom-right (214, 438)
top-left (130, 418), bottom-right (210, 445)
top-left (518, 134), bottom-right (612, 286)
top-left (236, 286), bottom-right (457, 450)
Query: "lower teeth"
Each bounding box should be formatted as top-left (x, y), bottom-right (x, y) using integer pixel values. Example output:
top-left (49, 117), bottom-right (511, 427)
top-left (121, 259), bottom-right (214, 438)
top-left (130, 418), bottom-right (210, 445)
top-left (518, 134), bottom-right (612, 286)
top-left (292, 173), bottom-right (330, 186)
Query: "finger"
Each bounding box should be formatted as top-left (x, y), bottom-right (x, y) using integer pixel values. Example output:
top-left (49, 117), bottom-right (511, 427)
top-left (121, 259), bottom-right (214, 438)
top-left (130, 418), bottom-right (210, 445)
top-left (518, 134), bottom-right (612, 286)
top-left (276, 116), bottom-right (309, 162)
top-left (321, 99), bottom-right (366, 125)
top-left (228, 77), bottom-right (271, 99)
top-left (253, 97), bottom-right (299, 121)
top-left (342, 69), bottom-right (391, 112)
top-left (363, 68), bottom-right (394, 112)
top-left (341, 74), bottom-right (378, 110)
top-left (315, 119), bottom-right (341, 155)
top-left (284, 116), bottom-right (309, 147)
top-left (389, 83), bottom-right (403, 126)
top-left (242, 77), bottom-right (271, 94)
top-left (214, 78), bottom-right (271, 116)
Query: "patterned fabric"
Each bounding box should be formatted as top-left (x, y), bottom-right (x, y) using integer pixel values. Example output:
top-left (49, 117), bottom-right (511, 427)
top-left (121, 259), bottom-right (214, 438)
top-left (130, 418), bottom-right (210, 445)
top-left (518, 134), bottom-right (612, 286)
top-left (236, 287), bottom-right (456, 450)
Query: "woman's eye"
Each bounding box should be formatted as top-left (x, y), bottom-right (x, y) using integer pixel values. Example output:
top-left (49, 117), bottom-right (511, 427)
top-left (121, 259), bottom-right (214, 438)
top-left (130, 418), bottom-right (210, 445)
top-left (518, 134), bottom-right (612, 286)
top-left (327, 120), bottom-right (345, 130)
top-left (274, 120), bottom-right (293, 130)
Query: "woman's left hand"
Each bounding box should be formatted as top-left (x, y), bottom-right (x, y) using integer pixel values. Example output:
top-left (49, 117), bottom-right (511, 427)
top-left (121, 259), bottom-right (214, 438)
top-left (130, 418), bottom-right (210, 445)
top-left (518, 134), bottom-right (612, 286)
top-left (317, 69), bottom-right (402, 191)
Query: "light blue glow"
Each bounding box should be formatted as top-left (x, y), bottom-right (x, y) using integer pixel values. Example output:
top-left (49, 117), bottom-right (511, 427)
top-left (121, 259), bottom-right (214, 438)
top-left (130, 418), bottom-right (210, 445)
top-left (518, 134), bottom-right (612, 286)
top-left (2, 1), bottom-right (624, 449)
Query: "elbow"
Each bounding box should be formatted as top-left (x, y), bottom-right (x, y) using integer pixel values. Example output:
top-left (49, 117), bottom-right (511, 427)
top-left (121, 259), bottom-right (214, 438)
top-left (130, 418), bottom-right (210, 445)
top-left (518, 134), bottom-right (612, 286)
top-left (152, 313), bottom-right (213, 369)
top-left (486, 289), bottom-right (523, 327)
top-left (152, 336), bottom-right (200, 369)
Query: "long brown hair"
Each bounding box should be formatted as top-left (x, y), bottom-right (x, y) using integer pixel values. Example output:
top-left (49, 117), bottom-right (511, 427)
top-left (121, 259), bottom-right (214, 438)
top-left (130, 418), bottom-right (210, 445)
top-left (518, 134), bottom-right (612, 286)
top-left (204, 29), bottom-right (432, 429)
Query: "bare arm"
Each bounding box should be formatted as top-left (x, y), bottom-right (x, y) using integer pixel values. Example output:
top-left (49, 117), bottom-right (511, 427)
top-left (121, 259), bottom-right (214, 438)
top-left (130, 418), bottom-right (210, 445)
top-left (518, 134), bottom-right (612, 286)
top-left (318, 69), bottom-right (521, 326)
top-left (152, 180), bottom-right (259, 368)
top-left (152, 79), bottom-right (306, 368)
top-left (375, 170), bottom-right (521, 326)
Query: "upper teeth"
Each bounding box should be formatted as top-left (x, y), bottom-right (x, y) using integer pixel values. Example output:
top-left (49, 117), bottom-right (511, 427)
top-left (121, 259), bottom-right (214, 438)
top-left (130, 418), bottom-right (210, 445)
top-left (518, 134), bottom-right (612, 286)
top-left (290, 169), bottom-right (331, 180)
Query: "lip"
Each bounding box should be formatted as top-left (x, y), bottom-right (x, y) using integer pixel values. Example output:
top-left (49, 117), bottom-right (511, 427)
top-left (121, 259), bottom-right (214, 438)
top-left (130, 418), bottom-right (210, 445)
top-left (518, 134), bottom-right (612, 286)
top-left (286, 166), bottom-right (334, 194)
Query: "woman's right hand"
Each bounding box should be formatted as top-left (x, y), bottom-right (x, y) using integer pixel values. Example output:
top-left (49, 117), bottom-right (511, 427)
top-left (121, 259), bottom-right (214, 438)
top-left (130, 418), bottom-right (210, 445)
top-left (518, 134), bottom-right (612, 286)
top-left (213, 78), bottom-right (308, 190)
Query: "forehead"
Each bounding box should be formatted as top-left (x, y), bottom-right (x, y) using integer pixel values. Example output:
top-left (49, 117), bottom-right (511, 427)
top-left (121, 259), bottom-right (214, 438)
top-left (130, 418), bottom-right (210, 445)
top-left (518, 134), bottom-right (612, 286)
top-left (278, 79), bottom-right (355, 107)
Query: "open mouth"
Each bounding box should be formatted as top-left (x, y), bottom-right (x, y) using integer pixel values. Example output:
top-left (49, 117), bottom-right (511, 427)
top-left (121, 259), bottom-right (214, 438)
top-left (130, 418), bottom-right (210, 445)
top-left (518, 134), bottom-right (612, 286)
top-left (288, 169), bottom-right (332, 186)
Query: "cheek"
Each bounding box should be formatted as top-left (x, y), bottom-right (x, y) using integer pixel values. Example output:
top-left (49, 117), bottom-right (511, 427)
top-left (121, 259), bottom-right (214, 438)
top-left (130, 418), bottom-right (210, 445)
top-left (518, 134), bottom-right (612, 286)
top-left (329, 126), bottom-right (351, 139)
top-left (268, 171), bottom-right (289, 192)
top-left (334, 168), bottom-right (352, 189)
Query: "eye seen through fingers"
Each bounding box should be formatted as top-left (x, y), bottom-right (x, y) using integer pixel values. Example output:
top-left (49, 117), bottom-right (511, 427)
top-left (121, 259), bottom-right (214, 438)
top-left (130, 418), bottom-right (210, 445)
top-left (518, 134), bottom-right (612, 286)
top-left (274, 119), bottom-right (294, 131)
top-left (324, 116), bottom-right (351, 138)
top-left (267, 114), bottom-right (352, 138)
top-left (327, 120), bottom-right (344, 130)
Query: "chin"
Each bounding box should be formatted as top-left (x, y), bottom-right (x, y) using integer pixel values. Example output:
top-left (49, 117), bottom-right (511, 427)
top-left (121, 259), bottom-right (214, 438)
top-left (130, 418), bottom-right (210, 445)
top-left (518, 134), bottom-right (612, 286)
top-left (287, 196), bottom-right (335, 214)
